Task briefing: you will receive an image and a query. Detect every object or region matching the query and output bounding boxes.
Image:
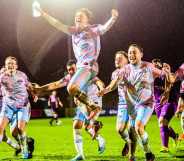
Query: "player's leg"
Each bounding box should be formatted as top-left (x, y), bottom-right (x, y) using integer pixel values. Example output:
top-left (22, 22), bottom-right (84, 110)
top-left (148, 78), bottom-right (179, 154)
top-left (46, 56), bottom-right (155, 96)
top-left (0, 117), bottom-right (9, 143)
top-left (116, 107), bottom-right (130, 156)
top-left (67, 68), bottom-right (98, 110)
top-left (71, 107), bottom-right (86, 161)
top-left (2, 129), bottom-right (20, 154)
top-left (180, 111), bottom-right (184, 140)
top-left (85, 110), bottom-right (105, 154)
top-left (128, 115), bottom-right (137, 161)
top-left (0, 104), bottom-right (12, 143)
top-left (159, 103), bottom-right (178, 152)
top-left (17, 107), bottom-right (30, 159)
top-left (135, 106), bottom-right (155, 161)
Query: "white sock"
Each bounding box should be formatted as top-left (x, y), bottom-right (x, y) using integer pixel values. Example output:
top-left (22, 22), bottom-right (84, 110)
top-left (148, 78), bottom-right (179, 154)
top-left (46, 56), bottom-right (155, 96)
top-left (120, 130), bottom-right (131, 143)
top-left (73, 129), bottom-right (84, 157)
top-left (96, 135), bottom-right (105, 147)
top-left (7, 138), bottom-right (20, 149)
top-left (19, 133), bottom-right (28, 153)
top-left (139, 132), bottom-right (151, 153)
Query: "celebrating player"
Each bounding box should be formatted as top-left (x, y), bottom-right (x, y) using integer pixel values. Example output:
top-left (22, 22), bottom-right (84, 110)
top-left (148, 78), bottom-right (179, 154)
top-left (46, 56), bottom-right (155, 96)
top-left (34, 3), bottom-right (118, 112)
top-left (0, 56), bottom-right (36, 159)
top-left (152, 59), bottom-right (179, 152)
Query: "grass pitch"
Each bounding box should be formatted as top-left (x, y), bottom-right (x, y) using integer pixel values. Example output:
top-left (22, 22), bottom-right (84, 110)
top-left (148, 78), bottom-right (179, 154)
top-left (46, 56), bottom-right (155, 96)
top-left (0, 115), bottom-right (184, 161)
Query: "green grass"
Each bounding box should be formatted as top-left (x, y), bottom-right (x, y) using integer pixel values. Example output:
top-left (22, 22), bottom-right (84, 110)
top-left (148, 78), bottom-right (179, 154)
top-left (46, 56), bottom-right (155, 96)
top-left (0, 115), bottom-right (184, 161)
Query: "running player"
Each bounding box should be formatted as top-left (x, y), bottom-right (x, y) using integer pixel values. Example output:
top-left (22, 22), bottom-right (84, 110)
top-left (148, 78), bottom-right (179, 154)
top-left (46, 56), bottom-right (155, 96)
top-left (34, 4), bottom-right (118, 111)
top-left (0, 56), bottom-right (36, 159)
top-left (48, 90), bottom-right (63, 126)
top-left (0, 67), bottom-right (21, 154)
top-left (100, 44), bottom-right (173, 161)
top-left (98, 50), bottom-right (133, 157)
top-left (152, 59), bottom-right (179, 152)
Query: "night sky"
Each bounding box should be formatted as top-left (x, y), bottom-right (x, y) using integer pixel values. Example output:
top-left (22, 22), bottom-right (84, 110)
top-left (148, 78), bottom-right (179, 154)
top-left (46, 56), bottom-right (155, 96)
top-left (0, 0), bottom-right (184, 85)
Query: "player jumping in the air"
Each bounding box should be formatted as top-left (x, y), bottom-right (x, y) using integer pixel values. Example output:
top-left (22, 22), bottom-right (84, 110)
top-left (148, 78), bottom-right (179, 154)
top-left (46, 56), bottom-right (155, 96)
top-left (36, 60), bottom-right (105, 160)
top-left (34, 3), bottom-right (118, 112)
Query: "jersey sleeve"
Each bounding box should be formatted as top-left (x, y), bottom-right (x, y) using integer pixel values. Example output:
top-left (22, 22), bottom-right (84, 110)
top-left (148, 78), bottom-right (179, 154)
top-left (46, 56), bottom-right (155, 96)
top-left (148, 62), bottom-right (163, 78)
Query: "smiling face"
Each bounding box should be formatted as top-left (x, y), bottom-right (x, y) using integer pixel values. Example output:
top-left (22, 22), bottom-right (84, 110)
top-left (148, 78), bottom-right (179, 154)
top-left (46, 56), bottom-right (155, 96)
top-left (5, 57), bottom-right (18, 73)
top-left (75, 11), bottom-right (89, 28)
top-left (128, 45), bottom-right (143, 65)
top-left (115, 53), bottom-right (128, 68)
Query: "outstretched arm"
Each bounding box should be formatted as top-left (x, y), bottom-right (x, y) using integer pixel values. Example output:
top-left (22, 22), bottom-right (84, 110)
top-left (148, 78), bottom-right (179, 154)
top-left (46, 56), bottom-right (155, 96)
top-left (36, 5), bottom-right (72, 35)
top-left (39, 79), bottom-right (67, 92)
top-left (99, 9), bottom-right (119, 35)
top-left (98, 78), bottom-right (119, 96)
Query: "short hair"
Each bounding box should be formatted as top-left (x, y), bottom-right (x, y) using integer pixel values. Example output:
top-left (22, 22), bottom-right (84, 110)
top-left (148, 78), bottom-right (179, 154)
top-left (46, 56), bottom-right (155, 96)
top-left (5, 56), bottom-right (18, 64)
top-left (76, 8), bottom-right (93, 20)
top-left (66, 59), bottom-right (76, 67)
top-left (152, 58), bottom-right (162, 64)
top-left (129, 43), bottom-right (143, 53)
top-left (115, 50), bottom-right (128, 59)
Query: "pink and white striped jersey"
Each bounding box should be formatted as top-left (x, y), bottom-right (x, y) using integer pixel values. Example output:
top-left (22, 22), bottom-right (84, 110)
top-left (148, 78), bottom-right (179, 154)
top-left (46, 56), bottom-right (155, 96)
top-left (117, 61), bottom-right (163, 108)
top-left (0, 70), bottom-right (29, 108)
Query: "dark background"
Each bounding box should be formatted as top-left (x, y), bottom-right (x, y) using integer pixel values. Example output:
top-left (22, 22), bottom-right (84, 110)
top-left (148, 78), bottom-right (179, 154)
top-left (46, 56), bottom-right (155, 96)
top-left (0, 0), bottom-right (184, 109)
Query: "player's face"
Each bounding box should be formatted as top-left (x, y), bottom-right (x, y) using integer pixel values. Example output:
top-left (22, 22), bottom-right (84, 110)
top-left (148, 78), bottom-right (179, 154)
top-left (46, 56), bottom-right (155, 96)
top-left (52, 91), bottom-right (56, 96)
top-left (128, 46), bottom-right (142, 65)
top-left (67, 64), bottom-right (76, 75)
top-left (75, 11), bottom-right (89, 27)
top-left (115, 54), bottom-right (128, 68)
top-left (5, 58), bottom-right (17, 73)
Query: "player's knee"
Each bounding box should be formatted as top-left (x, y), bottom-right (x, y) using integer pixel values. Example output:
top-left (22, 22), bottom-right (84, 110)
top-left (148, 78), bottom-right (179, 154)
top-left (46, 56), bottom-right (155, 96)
top-left (67, 84), bottom-right (79, 96)
top-left (116, 123), bottom-right (126, 133)
top-left (135, 121), bottom-right (144, 135)
top-left (159, 118), bottom-right (168, 126)
top-left (73, 120), bottom-right (83, 129)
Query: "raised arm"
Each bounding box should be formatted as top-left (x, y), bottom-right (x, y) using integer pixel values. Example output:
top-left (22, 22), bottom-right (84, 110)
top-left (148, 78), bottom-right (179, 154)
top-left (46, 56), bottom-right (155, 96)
top-left (36, 5), bottom-right (72, 35)
top-left (99, 9), bottom-right (118, 35)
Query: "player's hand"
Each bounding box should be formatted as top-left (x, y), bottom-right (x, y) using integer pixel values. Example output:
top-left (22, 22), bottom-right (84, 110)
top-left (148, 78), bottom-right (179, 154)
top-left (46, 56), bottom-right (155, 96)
top-left (33, 95), bottom-right (39, 102)
top-left (97, 89), bottom-right (105, 97)
top-left (111, 9), bottom-right (119, 19)
top-left (33, 2), bottom-right (42, 13)
top-left (162, 63), bottom-right (171, 73)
